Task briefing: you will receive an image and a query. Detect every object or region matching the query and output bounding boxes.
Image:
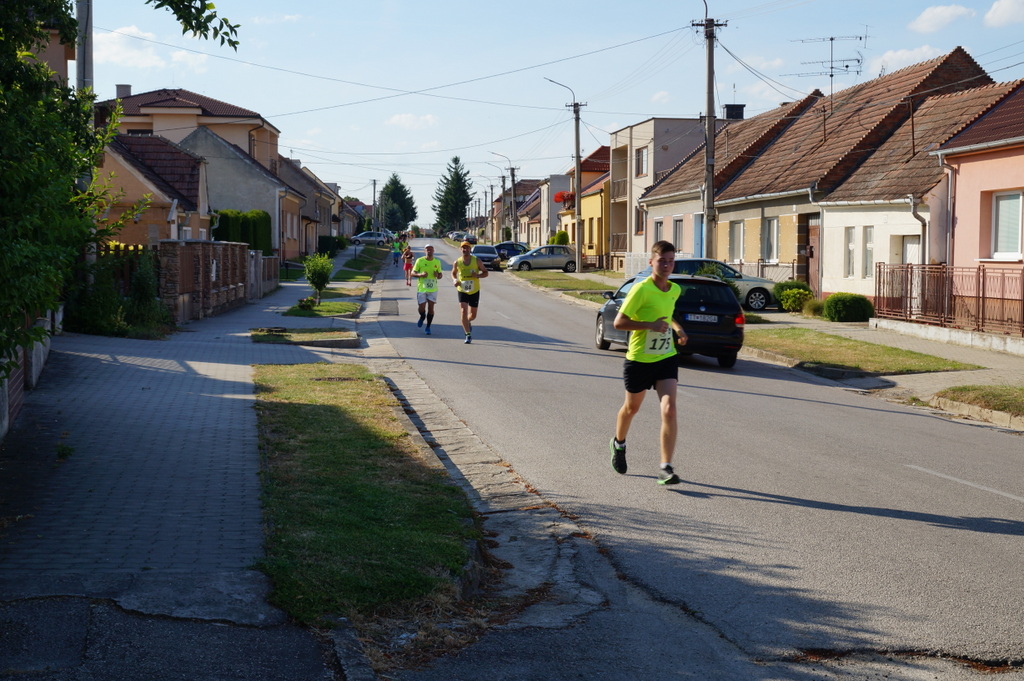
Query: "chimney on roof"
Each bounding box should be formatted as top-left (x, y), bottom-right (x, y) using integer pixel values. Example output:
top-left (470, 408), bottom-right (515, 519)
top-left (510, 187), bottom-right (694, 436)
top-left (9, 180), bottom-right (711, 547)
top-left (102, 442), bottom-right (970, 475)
top-left (723, 103), bottom-right (745, 120)
top-left (116, 84), bottom-right (132, 99)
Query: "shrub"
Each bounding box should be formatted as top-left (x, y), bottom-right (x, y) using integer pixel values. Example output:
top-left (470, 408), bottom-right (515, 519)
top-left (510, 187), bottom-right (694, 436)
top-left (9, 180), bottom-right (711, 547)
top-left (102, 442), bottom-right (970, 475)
top-left (125, 253), bottom-right (172, 335)
top-left (317, 235), bottom-right (339, 258)
top-left (304, 253), bottom-right (334, 300)
top-left (549, 230), bottom-right (570, 245)
top-left (773, 279), bottom-right (811, 303)
top-left (822, 293), bottom-right (875, 322)
top-left (297, 296), bottom-right (317, 310)
top-left (780, 288), bottom-right (813, 312)
top-left (802, 298), bottom-right (825, 317)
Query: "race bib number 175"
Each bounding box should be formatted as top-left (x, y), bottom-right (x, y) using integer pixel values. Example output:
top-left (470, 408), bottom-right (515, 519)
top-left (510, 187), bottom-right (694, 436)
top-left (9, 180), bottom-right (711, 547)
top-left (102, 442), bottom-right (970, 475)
top-left (644, 330), bottom-right (673, 355)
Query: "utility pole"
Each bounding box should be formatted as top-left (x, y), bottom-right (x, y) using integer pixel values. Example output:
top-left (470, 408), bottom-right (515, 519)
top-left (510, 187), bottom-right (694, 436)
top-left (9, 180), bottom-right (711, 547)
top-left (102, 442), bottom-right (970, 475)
top-left (492, 152), bottom-right (518, 244)
top-left (546, 78), bottom-right (586, 273)
top-left (371, 179), bottom-right (377, 230)
top-left (693, 11), bottom-right (726, 257)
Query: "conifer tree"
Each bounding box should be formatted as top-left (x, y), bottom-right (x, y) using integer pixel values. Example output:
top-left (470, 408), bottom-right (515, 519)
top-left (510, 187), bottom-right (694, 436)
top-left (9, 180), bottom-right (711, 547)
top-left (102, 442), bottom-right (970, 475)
top-left (431, 157), bottom-right (474, 234)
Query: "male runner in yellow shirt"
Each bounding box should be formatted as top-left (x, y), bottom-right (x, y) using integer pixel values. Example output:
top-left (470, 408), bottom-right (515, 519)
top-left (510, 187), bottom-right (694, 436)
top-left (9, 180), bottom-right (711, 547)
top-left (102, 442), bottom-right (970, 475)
top-left (610, 240), bottom-right (688, 485)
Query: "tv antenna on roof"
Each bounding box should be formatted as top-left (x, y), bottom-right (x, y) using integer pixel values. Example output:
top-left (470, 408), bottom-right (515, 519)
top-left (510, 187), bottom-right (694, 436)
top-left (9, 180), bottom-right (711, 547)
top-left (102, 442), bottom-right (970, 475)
top-left (784, 34), bottom-right (867, 108)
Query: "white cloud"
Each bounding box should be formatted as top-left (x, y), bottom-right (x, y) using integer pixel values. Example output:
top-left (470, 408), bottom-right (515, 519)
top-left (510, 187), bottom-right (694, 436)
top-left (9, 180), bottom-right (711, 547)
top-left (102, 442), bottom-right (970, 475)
top-left (651, 90), bottom-right (671, 104)
top-left (867, 46), bottom-right (944, 78)
top-left (725, 55), bottom-right (784, 75)
top-left (250, 14), bottom-right (303, 25)
top-left (985, 0), bottom-right (1024, 26)
top-left (909, 5), bottom-right (976, 32)
top-left (94, 26), bottom-right (165, 68)
top-left (419, 141), bottom-right (441, 152)
top-left (170, 50), bottom-right (208, 73)
top-left (386, 113), bottom-right (438, 130)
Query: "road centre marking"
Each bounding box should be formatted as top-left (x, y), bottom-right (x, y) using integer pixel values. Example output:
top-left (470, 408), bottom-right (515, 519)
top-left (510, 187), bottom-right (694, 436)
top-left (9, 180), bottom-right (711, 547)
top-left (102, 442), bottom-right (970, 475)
top-left (905, 465), bottom-right (1024, 504)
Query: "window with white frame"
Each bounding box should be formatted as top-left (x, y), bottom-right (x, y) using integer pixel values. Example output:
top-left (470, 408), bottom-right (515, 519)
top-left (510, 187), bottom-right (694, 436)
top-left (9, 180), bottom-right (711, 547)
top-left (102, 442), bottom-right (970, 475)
top-left (844, 226), bottom-right (855, 278)
top-left (672, 218), bottom-right (683, 249)
top-left (635, 147), bottom-right (648, 177)
top-left (653, 220), bottom-right (663, 243)
top-left (862, 226), bottom-right (874, 278)
top-left (761, 217), bottom-right (779, 261)
top-left (728, 221), bottom-right (743, 261)
top-left (993, 191), bottom-right (1022, 259)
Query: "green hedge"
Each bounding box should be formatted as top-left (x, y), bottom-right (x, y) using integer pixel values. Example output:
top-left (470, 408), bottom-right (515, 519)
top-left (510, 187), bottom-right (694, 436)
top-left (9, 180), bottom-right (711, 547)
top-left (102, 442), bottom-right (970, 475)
top-left (822, 292), bottom-right (875, 322)
top-left (213, 209), bottom-right (273, 255)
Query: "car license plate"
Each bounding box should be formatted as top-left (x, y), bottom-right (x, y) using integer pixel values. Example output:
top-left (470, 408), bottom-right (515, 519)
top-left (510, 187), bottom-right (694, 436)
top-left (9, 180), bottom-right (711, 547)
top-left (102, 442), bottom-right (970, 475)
top-left (685, 313), bottom-right (718, 322)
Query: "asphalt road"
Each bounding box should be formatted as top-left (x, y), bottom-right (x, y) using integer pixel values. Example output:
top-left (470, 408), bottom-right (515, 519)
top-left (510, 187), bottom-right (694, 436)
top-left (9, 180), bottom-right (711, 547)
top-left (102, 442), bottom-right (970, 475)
top-left (375, 240), bottom-right (1024, 677)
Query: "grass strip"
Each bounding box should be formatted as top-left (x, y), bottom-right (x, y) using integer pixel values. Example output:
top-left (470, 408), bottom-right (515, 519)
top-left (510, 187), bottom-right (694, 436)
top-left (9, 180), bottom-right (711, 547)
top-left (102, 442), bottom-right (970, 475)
top-left (320, 286), bottom-right (367, 299)
top-left (250, 328), bottom-right (356, 344)
top-left (283, 300), bottom-right (361, 317)
top-left (254, 363), bottom-right (478, 626)
top-left (744, 327), bottom-right (980, 375)
top-left (935, 385), bottom-right (1024, 417)
top-left (511, 270), bottom-right (616, 291)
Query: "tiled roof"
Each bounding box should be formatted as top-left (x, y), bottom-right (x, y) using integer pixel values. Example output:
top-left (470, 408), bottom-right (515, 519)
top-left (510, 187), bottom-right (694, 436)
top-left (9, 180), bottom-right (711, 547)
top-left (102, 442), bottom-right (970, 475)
top-left (101, 88), bottom-right (261, 119)
top-left (581, 146), bottom-right (610, 173)
top-left (109, 134), bottom-right (203, 210)
top-left (940, 81), bottom-right (1024, 151)
top-left (717, 47), bottom-right (991, 202)
top-left (582, 171), bottom-right (609, 196)
top-left (644, 94), bottom-right (820, 202)
top-left (825, 80), bottom-right (1023, 202)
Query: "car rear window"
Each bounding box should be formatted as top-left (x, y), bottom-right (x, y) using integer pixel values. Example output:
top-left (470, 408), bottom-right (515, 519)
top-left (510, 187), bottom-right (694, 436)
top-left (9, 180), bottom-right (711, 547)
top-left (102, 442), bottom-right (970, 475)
top-left (676, 282), bottom-right (735, 305)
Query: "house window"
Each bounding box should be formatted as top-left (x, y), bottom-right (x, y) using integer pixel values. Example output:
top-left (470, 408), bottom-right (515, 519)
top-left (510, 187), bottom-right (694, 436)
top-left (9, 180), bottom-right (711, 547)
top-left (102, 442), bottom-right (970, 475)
top-left (673, 218), bottom-right (684, 248)
top-left (863, 226), bottom-right (874, 278)
top-left (845, 226), bottom-right (855, 278)
top-left (993, 191), bottom-right (1022, 259)
top-left (653, 220), bottom-right (663, 243)
top-left (635, 207), bottom-right (645, 235)
top-left (761, 217), bottom-right (779, 262)
top-left (728, 221), bottom-right (743, 261)
top-left (635, 147), bottom-right (648, 177)
top-left (181, 226), bottom-right (193, 240)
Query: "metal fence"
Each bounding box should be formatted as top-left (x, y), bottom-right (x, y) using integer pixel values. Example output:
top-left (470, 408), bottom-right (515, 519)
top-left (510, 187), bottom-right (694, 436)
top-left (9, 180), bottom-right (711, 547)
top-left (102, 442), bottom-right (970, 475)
top-left (737, 259), bottom-right (797, 282)
top-left (875, 263), bottom-right (1024, 337)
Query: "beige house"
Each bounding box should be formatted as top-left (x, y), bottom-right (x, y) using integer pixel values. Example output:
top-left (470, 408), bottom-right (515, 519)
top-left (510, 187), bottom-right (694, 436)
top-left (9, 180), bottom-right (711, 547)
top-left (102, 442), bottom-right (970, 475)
top-left (101, 134), bottom-right (211, 245)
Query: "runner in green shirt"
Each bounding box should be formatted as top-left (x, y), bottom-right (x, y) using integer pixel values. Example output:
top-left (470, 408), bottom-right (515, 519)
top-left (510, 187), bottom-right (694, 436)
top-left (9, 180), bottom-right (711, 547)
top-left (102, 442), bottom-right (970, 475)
top-left (609, 240), bottom-right (688, 485)
top-left (411, 243), bottom-right (444, 335)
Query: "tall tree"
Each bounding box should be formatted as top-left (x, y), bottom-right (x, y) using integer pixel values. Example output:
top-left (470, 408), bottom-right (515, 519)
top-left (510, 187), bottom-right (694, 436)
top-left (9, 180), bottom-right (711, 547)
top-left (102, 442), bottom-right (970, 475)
top-left (432, 157), bottom-right (474, 233)
top-left (0, 0), bottom-right (238, 378)
top-left (379, 173), bottom-right (417, 229)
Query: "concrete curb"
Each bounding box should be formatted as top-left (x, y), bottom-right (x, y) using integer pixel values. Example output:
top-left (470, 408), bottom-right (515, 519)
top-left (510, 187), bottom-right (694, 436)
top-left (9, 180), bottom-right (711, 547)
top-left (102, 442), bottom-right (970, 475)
top-left (931, 397), bottom-right (1024, 431)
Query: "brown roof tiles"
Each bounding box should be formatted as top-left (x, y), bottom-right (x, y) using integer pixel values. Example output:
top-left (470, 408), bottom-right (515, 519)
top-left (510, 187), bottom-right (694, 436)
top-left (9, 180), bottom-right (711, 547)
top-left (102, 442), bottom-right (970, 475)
top-left (109, 134), bottom-right (203, 210)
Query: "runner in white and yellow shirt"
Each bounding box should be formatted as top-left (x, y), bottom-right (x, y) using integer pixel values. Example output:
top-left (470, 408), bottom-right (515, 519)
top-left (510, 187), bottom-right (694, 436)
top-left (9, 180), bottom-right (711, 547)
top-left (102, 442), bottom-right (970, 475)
top-left (451, 240), bottom-right (489, 344)
top-left (412, 243), bottom-right (444, 335)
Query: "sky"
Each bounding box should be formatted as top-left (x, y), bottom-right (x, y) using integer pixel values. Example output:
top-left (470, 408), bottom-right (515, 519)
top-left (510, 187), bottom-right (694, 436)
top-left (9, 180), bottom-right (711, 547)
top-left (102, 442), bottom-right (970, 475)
top-left (81, 0), bottom-right (1024, 227)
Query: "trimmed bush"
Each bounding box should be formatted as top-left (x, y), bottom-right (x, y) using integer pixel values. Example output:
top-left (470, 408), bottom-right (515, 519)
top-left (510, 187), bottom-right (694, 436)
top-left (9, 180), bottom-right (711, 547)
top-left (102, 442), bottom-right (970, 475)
top-left (822, 292), bottom-right (875, 322)
top-left (802, 298), bottom-right (825, 317)
top-left (773, 279), bottom-right (811, 303)
top-left (549, 230), bottom-right (570, 245)
top-left (780, 288), bottom-right (813, 312)
top-left (317, 235), bottom-right (339, 257)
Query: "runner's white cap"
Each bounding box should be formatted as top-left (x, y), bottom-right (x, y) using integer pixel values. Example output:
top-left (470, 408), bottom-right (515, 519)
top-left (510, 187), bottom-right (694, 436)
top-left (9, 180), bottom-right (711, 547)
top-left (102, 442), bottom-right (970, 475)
top-left (424, 243), bottom-right (434, 249)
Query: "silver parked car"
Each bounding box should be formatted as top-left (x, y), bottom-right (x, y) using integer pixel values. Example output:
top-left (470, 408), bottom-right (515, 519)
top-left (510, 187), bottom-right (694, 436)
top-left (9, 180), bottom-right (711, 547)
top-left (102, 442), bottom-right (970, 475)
top-left (506, 245), bottom-right (577, 272)
top-left (635, 257), bottom-right (777, 311)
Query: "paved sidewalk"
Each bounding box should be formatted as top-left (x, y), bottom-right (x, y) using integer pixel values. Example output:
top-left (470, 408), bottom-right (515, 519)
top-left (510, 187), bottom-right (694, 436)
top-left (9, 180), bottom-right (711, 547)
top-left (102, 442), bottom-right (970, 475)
top-left (0, 247), bottom-right (369, 680)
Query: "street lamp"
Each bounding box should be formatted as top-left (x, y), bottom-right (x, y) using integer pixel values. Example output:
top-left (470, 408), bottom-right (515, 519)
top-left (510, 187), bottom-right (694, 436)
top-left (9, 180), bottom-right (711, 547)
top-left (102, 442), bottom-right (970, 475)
top-left (491, 151), bottom-right (518, 244)
top-left (545, 78), bottom-right (585, 274)
top-left (484, 162), bottom-right (506, 243)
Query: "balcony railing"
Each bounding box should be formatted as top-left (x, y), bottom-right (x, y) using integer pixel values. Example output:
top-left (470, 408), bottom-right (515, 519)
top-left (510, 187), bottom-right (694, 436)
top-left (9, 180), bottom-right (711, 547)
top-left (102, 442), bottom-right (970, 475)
top-left (611, 179), bottom-right (629, 200)
top-left (875, 263), bottom-right (1024, 337)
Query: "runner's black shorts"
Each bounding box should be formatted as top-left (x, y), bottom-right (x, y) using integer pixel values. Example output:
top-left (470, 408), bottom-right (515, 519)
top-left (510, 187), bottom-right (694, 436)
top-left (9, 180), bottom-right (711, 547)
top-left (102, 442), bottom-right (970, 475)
top-left (623, 355), bottom-right (678, 393)
top-left (457, 291), bottom-right (480, 307)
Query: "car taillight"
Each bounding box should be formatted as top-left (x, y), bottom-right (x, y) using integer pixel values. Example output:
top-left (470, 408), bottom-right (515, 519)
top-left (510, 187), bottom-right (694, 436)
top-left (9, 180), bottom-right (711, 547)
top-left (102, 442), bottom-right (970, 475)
top-left (735, 313), bottom-right (745, 328)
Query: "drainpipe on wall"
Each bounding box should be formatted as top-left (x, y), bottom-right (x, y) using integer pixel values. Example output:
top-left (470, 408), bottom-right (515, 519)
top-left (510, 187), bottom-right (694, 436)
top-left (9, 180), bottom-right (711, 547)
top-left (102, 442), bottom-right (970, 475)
top-left (936, 151), bottom-right (957, 267)
top-left (167, 199), bottom-right (179, 240)
top-left (908, 194), bottom-right (927, 265)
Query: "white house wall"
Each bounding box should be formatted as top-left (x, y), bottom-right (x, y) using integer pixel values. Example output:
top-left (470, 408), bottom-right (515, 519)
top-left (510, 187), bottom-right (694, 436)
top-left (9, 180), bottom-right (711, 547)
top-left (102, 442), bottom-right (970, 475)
top-left (820, 203), bottom-right (931, 297)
